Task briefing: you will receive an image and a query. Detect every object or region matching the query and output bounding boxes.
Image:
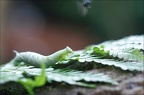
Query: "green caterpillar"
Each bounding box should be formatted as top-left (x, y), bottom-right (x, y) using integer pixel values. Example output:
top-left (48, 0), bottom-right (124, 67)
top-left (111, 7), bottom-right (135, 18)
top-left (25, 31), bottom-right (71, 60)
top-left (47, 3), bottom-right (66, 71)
top-left (13, 46), bottom-right (73, 68)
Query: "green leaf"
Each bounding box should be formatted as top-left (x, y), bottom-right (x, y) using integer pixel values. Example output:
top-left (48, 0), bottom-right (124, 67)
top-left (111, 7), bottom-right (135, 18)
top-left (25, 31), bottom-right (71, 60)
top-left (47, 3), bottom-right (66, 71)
top-left (59, 35), bottom-right (144, 71)
top-left (98, 35), bottom-right (144, 50)
top-left (0, 63), bottom-right (118, 87)
top-left (18, 63), bottom-right (46, 95)
top-left (85, 45), bottom-right (109, 58)
top-left (107, 48), bottom-right (144, 62)
top-left (18, 78), bottom-right (35, 95)
top-left (24, 69), bottom-right (118, 87)
top-left (61, 52), bottom-right (143, 71)
top-left (0, 63), bottom-right (27, 83)
top-left (33, 63), bottom-right (46, 87)
top-left (92, 59), bottom-right (143, 71)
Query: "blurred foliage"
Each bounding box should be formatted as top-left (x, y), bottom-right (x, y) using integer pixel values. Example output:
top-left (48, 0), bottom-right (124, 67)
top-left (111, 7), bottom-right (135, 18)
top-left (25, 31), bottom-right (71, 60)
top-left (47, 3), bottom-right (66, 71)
top-left (29, 0), bottom-right (143, 40)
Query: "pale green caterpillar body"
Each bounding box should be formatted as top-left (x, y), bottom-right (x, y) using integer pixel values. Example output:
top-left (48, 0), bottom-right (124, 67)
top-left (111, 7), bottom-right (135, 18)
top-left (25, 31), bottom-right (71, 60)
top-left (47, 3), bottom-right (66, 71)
top-left (13, 46), bottom-right (73, 68)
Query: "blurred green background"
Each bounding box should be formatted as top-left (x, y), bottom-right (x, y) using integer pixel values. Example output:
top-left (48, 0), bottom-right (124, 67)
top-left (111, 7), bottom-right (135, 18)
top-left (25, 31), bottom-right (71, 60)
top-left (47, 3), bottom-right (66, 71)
top-left (1, 0), bottom-right (143, 64)
top-left (30, 0), bottom-right (143, 40)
